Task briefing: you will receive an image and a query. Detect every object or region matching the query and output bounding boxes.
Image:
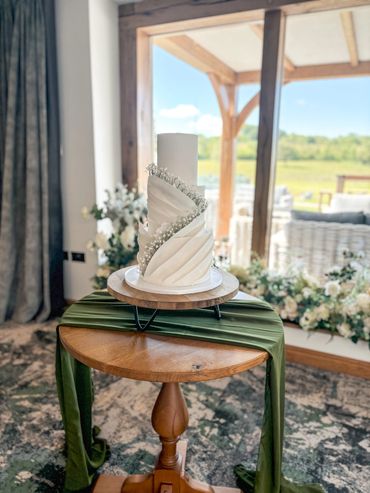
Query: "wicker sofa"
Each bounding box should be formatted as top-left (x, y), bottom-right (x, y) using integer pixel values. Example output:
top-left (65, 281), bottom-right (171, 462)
top-left (230, 191), bottom-right (370, 278)
top-left (269, 220), bottom-right (370, 278)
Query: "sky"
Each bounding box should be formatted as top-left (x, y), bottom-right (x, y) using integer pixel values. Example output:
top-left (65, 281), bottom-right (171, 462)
top-left (153, 45), bottom-right (370, 138)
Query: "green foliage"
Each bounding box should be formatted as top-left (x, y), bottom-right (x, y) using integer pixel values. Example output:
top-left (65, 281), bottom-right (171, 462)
top-left (278, 132), bottom-right (370, 163)
top-left (85, 184), bottom-right (147, 289)
top-left (198, 125), bottom-right (370, 164)
top-left (198, 136), bottom-right (220, 160)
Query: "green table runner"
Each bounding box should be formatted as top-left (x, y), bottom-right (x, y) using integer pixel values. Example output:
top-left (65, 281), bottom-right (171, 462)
top-left (56, 291), bottom-right (324, 493)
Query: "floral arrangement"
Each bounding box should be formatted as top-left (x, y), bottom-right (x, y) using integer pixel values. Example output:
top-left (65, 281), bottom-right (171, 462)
top-left (230, 250), bottom-right (370, 348)
top-left (82, 183), bottom-right (147, 289)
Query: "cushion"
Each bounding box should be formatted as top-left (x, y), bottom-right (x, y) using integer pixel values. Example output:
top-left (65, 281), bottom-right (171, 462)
top-left (291, 210), bottom-right (364, 224)
top-left (364, 213), bottom-right (370, 225)
top-left (329, 193), bottom-right (370, 213)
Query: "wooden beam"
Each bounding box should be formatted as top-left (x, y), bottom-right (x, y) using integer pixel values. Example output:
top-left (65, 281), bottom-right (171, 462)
top-left (285, 0), bottom-right (370, 17)
top-left (208, 74), bottom-right (237, 238)
top-left (234, 92), bottom-right (260, 136)
top-left (218, 88), bottom-right (237, 239)
top-left (252, 9), bottom-right (286, 258)
top-left (340, 11), bottom-right (359, 67)
top-left (119, 0), bottom-right (316, 27)
top-left (143, 11), bottom-right (263, 36)
top-left (137, 29), bottom-right (153, 191)
top-left (236, 61), bottom-right (370, 84)
top-left (235, 70), bottom-right (261, 84)
top-left (119, 26), bottom-right (138, 189)
top-left (249, 23), bottom-right (295, 72)
top-left (208, 73), bottom-right (228, 120)
top-left (154, 35), bottom-right (236, 84)
top-left (129, 1), bottom-right (370, 36)
top-left (285, 61), bottom-right (370, 81)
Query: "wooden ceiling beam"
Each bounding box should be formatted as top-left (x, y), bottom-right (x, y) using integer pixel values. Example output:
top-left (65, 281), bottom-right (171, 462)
top-left (120, 1), bottom-right (370, 28)
top-left (249, 23), bottom-right (295, 71)
top-left (340, 11), bottom-right (359, 67)
top-left (236, 61), bottom-right (370, 84)
top-left (120, 0), bottom-right (314, 27)
top-left (153, 34), bottom-right (236, 84)
top-left (235, 70), bottom-right (261, 84)
top-left (284, 61), bottom-right (370, 81)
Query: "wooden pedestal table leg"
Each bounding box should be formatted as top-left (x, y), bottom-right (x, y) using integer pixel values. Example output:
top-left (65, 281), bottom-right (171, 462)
top-left (121, 382), bottom-right (215, 493)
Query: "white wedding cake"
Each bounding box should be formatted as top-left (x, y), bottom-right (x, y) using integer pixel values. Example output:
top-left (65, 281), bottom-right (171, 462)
top-left (135, 133), bottom-right (215, 291)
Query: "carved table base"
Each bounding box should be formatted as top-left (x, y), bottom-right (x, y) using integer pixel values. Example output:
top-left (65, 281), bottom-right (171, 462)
top-left (92, 382), bottom-right (241, 493)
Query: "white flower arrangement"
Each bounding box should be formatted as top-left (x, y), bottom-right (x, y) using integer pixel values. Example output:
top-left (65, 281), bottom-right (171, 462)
top-left (230, 250), bottom-right (370, 348)
top-left (82, 183), bottom-right (147, 289)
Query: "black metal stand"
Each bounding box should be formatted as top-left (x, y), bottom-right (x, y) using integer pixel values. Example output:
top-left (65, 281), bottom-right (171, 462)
top-left (213, 304), bottom-right (221, 320)
top-left (134, 306), bottom-right (158, 332)
top-left (133, 304), bottom-right (221, 331)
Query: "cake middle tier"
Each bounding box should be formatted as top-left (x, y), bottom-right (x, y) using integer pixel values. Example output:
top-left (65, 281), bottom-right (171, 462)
top-left (138, 214), bottom-right (213, 286)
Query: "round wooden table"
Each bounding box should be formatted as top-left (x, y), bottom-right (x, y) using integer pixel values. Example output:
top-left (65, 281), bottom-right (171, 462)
top-left (60, 326), bottom-right (268, 493)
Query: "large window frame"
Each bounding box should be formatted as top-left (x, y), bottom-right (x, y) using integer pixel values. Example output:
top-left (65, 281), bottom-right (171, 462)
top-left (118, 0), bottom-right (369, 259)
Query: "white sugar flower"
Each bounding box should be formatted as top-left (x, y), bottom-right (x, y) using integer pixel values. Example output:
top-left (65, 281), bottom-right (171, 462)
top-left (81, 206), bottom-right (90, 220)
top-left (120, 225), bottom-right (136, 250)
top-left (337, 322), bottom-right (353, 338)
top-left (95, 232), bottom-right (109, 250)
top-left (356, 293), bottom-right (370, 313)
top-left (324, 280), bottom-right (341, 297)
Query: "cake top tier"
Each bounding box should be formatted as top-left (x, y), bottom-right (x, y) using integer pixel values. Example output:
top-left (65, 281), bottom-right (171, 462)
top-left (157, 133), bottom-right (198, 186)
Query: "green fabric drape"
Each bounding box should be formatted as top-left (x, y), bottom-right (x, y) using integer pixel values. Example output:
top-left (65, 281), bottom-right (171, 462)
top-left (56, 291), bottom-right (325, 493)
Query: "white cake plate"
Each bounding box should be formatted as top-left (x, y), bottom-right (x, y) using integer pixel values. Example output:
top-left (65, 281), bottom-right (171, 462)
top-left (124, 265), bottom-right (223, 295)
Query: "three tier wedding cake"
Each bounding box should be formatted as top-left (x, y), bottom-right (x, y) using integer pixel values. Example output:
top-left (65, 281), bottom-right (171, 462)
top-left (126, 133), bottom-right (218, 294)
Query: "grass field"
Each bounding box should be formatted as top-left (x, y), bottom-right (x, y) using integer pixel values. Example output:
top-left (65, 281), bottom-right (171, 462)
top-left (198, 159), bottom-right (370, 210)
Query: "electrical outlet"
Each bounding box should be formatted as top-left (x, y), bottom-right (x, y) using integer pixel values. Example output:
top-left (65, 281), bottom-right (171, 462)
top-left (71, 252), bottom-right (85, 262)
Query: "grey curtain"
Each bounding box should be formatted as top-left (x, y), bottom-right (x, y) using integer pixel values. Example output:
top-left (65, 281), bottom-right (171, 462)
top-left (0, 0), bottom-right (64, 322)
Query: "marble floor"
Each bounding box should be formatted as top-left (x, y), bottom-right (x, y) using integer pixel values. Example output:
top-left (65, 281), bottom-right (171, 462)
top-left (0, 321), bottom-right (369, 493)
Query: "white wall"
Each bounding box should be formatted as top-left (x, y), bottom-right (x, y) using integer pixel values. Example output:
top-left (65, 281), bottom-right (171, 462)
top-left (56, 0), bottom-right (121, 300)
top-left (89, 0), bottom-right (121, 206)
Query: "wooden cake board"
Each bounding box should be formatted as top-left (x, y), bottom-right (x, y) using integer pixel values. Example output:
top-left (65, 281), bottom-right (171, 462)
top-left (107, 266), bottom-right (239, 325)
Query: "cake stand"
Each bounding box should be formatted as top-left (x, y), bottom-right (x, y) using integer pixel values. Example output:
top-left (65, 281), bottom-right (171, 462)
top-left (107, 266), bottom-right (239, 331)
